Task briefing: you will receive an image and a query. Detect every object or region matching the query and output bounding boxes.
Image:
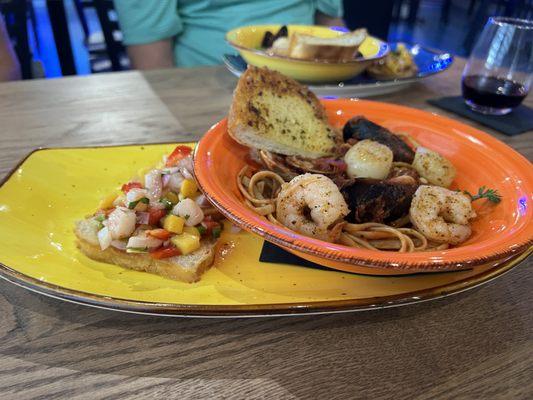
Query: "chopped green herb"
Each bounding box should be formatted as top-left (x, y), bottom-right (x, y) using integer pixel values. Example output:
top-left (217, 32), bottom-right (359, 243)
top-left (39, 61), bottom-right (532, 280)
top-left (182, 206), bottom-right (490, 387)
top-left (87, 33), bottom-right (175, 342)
top-left (184, 214), bottom-right (190, 220)
top-left (212, 226), bottom-right (222, 239)
top-left (463, 186), bottom-right (502, 204)
top-left (197, 225), bottom-right (207, 235)
top-left (126, 247), bottom-right (148, 253)
top-left (160, 198), bottom-right (173, 210)
top-left (128, 197), bottom-right (149, 209)
top-left (94, 214), bottom-right (106, 229)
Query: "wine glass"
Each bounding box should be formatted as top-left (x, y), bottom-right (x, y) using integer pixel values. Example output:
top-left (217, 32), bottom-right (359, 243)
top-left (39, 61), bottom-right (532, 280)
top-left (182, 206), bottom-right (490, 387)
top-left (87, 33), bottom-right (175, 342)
top-left (462, 17), bottom-right (533, 115)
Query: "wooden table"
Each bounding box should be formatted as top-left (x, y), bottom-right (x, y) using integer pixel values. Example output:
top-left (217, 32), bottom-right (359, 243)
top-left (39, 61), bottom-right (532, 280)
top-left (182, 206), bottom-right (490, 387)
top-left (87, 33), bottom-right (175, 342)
top-left (0, 60), bottom-right (531, 399)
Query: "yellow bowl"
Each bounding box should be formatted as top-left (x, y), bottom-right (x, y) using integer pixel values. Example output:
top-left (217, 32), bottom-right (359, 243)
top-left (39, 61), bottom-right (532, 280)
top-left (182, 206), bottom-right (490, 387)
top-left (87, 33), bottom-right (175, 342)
top-left (226, 24), bottom-right (389, 83)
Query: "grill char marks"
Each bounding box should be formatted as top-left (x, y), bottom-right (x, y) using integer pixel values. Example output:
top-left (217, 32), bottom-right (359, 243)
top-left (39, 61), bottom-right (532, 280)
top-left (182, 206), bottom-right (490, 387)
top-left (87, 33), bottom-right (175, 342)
top-left (343, 116), bottom-right (415, 163)
top-left (342, 176), bottom-right (418, 223)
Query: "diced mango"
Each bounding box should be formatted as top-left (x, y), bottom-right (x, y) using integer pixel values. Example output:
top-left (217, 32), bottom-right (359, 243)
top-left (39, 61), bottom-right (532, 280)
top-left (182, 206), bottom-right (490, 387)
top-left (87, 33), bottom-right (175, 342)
top-left (113, 194), bottom-right (126, 207)
top-left (180, 179), bottom-right (198, 198)
top-left (134, 201), bottom-right (148, 212)
top-left (98, 192), bottom-right (118, 209)
top-left (165, 191), bottom-right (179, 204)
top-left (183, 226), bottom-right (200, 237)
top-left (171, 232), bottom-right (200, 255)
top-left (163, 215), bottom-right (185, 234)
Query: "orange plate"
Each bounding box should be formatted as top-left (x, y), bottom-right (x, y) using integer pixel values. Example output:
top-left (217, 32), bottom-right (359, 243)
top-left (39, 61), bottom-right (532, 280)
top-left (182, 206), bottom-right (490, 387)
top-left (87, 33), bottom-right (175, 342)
top-left (194, 99), bottom-right (533, 275)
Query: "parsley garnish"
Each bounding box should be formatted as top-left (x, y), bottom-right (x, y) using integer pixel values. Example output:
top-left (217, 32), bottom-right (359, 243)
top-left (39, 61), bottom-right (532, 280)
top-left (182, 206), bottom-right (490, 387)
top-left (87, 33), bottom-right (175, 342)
top-left (128, 197), bottom-right (149, 209)
top-left (160, 198), bottom-right (173, 210)
top-left (463, 186), bottom-right (502, 204)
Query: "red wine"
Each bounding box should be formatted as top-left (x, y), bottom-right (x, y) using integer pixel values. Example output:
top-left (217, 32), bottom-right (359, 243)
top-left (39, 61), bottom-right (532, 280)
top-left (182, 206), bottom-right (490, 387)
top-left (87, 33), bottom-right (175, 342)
top-left (462, 75), bottom-right (528, 109)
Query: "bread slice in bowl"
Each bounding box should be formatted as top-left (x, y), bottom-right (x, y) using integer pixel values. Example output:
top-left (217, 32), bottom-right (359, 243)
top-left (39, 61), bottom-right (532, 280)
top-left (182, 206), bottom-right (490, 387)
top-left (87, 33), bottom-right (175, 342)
top-left (288, 29), bottom-right (367, 62)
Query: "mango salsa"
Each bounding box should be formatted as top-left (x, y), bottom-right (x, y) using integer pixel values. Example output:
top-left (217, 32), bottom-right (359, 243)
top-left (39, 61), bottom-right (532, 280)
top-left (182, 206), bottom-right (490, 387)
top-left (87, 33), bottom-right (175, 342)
top-left (163, 215), bottom-right (185, 234)
top-left (183, 226), bottom-right (201, 237)
top-left (171, 232), bottom-right (200, 255)
top-left (165, 191), bottom-right (179, 204)
top-left (180, 179), bottom-right (198, 198)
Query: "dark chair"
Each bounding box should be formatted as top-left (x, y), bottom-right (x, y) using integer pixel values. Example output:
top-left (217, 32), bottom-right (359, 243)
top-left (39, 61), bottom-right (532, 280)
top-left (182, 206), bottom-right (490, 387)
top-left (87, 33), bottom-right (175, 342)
top-left (47, 0), bottom-right (127, 75)
top-left (344, 0), bottom-right (395, 39)
top-left (46, 0), bottom-right (76, 75)
top-left (75, 0), bottom-right (127, 72)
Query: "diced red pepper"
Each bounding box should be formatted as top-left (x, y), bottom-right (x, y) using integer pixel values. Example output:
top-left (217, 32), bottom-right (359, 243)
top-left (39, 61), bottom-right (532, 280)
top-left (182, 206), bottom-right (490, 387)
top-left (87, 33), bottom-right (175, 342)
top-left (146, 228), bottom-right (171, 240)
top-left (149, 246), bottom-right (182, 259)
top-left (121, 181), bottom-right (143, 193)
top-left (201, 218), bottom-right (221, 237)
top-left (165, 145), bottom-right (192, 167)
top-left (148, 207), bottom-right (167, 225)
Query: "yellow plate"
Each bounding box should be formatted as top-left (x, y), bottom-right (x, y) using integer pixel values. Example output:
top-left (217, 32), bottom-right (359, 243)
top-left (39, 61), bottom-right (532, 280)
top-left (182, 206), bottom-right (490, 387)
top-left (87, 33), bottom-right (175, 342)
top-left (226, 25), bottom-right (389, 83)
top-left (0, 144), bottom-right (529, 317)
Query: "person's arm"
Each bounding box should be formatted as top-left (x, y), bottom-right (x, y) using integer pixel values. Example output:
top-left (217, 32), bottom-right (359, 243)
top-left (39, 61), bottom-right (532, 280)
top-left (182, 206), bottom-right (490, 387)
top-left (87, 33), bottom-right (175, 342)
top-left (114, 0), bottom-right (181, 70)
top-left (0, 15), bottom-right (21, 81)
top-left (126, 39), bottom-right (174, 70)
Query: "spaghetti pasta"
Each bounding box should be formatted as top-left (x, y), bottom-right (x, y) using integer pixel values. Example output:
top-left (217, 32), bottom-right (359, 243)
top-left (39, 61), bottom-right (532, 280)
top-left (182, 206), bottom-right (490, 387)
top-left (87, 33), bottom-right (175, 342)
top-left (236, 169), bottom-right (445, 253)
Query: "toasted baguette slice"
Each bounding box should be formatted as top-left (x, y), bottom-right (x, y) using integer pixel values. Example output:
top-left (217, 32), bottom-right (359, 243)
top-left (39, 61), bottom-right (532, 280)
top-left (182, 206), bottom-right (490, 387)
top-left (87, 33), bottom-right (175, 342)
top-left (75, 219), bottom-right (216, 283)
top-left (288, 29), bottom-right (367, 61)
top-left (228, 66), bottom-right (340, 158)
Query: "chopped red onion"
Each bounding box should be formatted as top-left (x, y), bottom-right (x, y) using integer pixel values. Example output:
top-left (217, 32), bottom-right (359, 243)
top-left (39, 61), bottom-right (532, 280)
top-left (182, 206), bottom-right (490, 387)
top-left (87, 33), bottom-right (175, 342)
top-left (145, 169), bottom-right (162, 201)
top-left (110, 240), bottom-right (128, 250)
top-left (181, 168), bottom-right (194, 180)
top-left (178, 157), bottom-right (194, 180)
top-left (167, 173), bottom-right (184, 192)
top-left (127, 235), bottom-right (163, 249)
top-left (97, 227), bottom-right (112, 250)
top-left (136, 212), bottom-right (150, 225)
top-left (195, 194), bottom-right (212, 207)
top-left (161, 174), bottom-right (171, 188)
top-left (126, 188), bottom-right (148, 203)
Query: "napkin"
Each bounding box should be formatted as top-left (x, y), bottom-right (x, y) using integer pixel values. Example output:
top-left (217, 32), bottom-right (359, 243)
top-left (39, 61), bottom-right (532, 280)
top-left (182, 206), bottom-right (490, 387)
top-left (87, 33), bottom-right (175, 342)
top-left (259, 241), bottom-right (469, 276)
top-left (259, 241), bottom-right (332, 271)
top-left (428, 96), bottom-right (533, 136)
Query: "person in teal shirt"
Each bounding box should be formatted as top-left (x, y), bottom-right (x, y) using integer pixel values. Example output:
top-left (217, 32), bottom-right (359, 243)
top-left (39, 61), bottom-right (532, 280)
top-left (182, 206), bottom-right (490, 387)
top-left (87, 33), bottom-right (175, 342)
top-left (114, 0), bottom-right (344, 69)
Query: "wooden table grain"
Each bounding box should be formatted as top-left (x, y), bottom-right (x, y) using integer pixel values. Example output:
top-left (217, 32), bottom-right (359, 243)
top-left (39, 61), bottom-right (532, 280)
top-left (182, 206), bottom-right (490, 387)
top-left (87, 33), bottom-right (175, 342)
top-left (0, 59), bottom-right (531, 400)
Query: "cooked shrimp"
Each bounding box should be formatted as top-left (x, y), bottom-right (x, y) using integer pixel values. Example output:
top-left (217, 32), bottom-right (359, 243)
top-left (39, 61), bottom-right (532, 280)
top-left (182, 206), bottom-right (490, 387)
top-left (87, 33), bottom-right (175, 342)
top-left (172, 198), bottom-right (204, 226)
top-left (409, 185), bottom-right (476, 245)
top-left (276, 174), bottom-right (349, 242)
top-left (127, 234), bottom-right (163, 250)
top-left (144, 169), bottom-right (163, 202)
top-left (106, 207), bottom-right (136, 239)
